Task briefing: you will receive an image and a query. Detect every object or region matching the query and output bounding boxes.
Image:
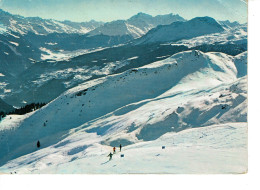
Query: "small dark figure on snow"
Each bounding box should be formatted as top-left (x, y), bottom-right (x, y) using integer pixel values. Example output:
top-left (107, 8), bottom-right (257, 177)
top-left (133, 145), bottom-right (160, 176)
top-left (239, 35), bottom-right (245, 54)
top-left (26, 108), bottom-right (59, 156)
top-left (37, 140), bottom-right (40, 148)
top-left (107, 152), bottom-right (113, 161)
top-left (119, 144), bottom-right (122, 152)
top-left (113, 147), bottom-right (116, 154)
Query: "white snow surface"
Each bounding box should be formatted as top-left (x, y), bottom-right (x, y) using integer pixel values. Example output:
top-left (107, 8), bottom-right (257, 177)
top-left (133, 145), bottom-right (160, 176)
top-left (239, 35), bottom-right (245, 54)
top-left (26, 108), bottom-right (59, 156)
top-left (0, 123), bottom-right (247, 174)
top-left (0, 50), bottom-right (247, 173)
top-left (9, 41), bottom-right (19, 47)
top-left (39, 47), bottom-right (110, 62)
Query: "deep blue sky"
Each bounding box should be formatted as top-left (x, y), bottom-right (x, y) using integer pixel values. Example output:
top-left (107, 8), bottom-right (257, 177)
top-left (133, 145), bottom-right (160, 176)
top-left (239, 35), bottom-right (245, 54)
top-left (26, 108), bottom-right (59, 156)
top-left (0, 0), bottom-right (247, 23)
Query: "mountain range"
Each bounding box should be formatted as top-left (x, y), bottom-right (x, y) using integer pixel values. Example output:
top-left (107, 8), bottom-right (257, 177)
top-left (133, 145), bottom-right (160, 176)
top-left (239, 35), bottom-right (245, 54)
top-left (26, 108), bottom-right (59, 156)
top-left (0, 9), bottom-right (103, 35)
top-left (0, 9), bottom-right (247, 174)
top-left (1, 11), bottom-right (247, 107)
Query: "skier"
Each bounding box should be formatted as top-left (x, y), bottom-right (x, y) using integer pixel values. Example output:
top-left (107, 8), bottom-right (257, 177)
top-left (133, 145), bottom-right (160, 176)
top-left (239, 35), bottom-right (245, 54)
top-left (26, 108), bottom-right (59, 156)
top-left (37, 140), bottom-right (40, 148)
top-left (113, 147), bottom-right (116, 154)
top-left (107, 152), bottom-right (113, 161)
top-left (119, 144), bottom-right (122, 152)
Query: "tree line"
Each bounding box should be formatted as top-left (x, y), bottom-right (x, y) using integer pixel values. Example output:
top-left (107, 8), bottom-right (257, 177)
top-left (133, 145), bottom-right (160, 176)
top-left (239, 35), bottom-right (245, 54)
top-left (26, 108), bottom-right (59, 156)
top-left (0, 102), bottom-right (46, 120)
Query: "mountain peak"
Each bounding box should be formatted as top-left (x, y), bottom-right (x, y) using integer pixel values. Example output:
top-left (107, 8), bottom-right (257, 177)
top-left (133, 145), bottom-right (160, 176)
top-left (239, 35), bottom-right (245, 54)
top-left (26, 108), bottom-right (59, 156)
top-left (129, 12), bottom-right (153, 20)
top-left (135, 16), bottom-right (225, 44)
top-left (136, 12), bottom-right (152, 17)
top-left (154, 13), bottom-right (186, 22)
top-left (190, 16), bottom-right (218, 23)
top-left (189, 16), bottom-right (224, 28)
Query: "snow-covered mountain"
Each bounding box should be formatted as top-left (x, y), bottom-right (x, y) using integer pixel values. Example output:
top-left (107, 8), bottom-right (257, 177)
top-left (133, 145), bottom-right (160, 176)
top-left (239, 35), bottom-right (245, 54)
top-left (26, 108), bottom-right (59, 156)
top-left (0, 19), bottom-right (247, 107)
top-left (2, 31), bottom-right (247, 108)
top-left (219, 20), bottom-right (241, 29)
top-left (0, 43), bottom-right (185, 106)
top-left (0, 9), bottom-right (185, 37)
top-left (0, 8), bottom-right (248, 174)
top-left (0, 50), bottom-right (247, 172)
top-left (0, 10), bottom-right (186, 76)
top-left (88, 12), bottom-right (185, 38)
top-left (0, 9), bottom-right (103, 35)
top-left (135, 17), bottom-right (225, 44)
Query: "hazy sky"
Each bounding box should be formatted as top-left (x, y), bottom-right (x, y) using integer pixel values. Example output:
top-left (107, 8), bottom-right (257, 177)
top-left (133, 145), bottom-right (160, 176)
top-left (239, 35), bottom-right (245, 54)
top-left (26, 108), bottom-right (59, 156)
top-left (0, 0), bottom-right (247, 23)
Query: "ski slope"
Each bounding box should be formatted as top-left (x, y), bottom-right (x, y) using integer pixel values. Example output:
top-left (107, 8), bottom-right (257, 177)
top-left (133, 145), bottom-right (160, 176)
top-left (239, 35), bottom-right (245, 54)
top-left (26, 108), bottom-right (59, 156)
top-left (0, 50), bottom-right (247, 173)
top-left (0, 122), bottom-right (247, 174)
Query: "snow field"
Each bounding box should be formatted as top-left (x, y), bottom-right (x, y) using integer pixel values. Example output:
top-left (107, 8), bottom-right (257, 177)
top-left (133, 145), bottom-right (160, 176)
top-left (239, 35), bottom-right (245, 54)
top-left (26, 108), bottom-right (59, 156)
top-left (0, 49), bottom-right (247, 173)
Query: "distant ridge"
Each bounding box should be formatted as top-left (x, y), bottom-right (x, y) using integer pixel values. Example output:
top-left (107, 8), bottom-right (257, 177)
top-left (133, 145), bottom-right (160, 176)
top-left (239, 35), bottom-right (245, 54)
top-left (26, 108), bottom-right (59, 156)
top-left (135, 16), bottom-right (225, 44)
top-left (87, 12), bottom-right (185, 38)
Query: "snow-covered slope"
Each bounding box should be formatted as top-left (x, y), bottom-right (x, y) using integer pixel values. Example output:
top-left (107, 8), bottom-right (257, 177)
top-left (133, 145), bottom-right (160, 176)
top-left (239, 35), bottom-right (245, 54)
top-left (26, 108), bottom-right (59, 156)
top-left (0, 9), bottom-right (247, 173)
top-left (1, 41), bottom-right (188, 107)
top-left (0, 11), bottom-right (247, 108)
top-left (234, 51), bottom-right (247, 78)
top-left (135, 17), bottom-right (225, 44)
top-left (0, 50), bottom-right (247, 169)
top-left (88, 13), bottom-right (185, 39)
top-left (0, 122), bottom-right (247, 174)
top-left (0, 9), bottom-right (103, 35)
top-left (1, 29), bottom-right (247, 108)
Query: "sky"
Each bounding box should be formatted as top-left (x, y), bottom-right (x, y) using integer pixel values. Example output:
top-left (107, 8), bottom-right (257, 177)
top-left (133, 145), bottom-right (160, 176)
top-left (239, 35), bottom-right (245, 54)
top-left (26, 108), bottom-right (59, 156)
top-left (0, 0), bottom-right (247, 23)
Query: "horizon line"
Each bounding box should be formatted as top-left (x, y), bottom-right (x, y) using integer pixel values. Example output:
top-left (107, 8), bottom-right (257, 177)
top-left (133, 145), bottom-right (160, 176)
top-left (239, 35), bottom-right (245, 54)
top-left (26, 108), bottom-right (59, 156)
top-left (0, 8), bottom-right (245, 24)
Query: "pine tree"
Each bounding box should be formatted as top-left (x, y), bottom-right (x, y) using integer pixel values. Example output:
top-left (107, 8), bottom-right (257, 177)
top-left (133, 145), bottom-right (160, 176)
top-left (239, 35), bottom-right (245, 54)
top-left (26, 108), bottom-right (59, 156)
top-left (37, 140), bottom-right (41, 148)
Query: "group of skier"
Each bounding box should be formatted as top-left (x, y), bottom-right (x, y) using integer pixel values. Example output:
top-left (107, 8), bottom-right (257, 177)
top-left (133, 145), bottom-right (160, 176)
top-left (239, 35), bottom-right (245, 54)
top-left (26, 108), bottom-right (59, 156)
top-left (107, 144), bottom-right (122, 161)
